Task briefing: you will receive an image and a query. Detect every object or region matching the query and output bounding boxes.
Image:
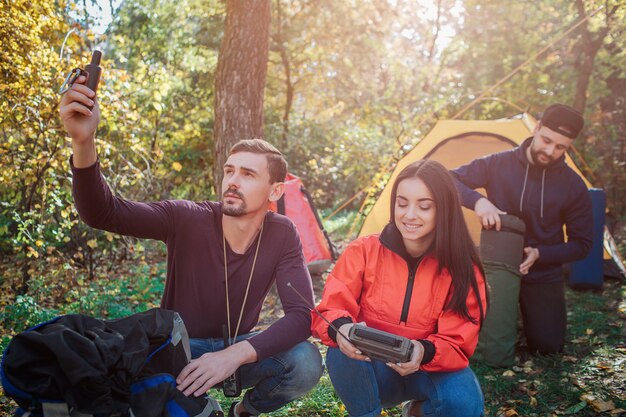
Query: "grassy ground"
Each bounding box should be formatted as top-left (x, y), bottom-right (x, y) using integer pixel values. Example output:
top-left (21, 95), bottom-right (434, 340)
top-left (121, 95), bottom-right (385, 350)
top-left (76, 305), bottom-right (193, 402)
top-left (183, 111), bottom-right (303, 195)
top-left (1, 251), bottom-right (624, 416)
top-left (473, 278), bottom-right (626, 417)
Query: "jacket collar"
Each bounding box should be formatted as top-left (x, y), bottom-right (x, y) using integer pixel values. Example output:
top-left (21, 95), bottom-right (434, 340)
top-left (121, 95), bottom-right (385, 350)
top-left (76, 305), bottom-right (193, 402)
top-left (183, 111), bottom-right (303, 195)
top-left (379, 222), bottom-right (433, 263)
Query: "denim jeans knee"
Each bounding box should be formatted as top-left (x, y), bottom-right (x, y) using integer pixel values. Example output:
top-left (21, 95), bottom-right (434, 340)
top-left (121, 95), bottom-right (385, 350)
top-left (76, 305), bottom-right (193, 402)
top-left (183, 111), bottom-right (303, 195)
top-left (425, 367), bottom-right (484, 417)
top-left (189, 336), bottom-right (323, 414)
top-left (326, 347), bottom-right (383, 417)
top-left (242, 341), bottom-right (323, 414)
top-left (326, 347), bottom-right (484, 417)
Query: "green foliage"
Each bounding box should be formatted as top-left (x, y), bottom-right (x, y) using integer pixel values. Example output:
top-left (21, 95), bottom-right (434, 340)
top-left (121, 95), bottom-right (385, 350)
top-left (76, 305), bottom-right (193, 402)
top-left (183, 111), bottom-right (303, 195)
top-left (264, 0), bottom-right (467, 208)
top-left (0, 0), bottom-right (225, 302)
top-left (1, 295), bottom-right (58, 335)
top-left (102, 0), bottom-right (224, 202)
top-left (62, 266), bottom-right (163, 319)
top-left (0, 0), bottom-right (152, 298)
top-left (0, 254), bottom-right (164, 351)
top-left (322, 210), bottom-right (361, 242)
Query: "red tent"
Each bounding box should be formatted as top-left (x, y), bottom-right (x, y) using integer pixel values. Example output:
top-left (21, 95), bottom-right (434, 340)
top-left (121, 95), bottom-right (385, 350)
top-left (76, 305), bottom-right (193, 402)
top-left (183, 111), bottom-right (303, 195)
top-left (270, 173), bottom-right (335, 275)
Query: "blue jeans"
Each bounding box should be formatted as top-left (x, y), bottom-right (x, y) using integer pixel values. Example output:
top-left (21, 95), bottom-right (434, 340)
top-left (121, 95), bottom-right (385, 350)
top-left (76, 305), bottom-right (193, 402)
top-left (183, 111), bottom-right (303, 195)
top-left (326, 347), bottom-right (484, 417)
top-left (189, 333), bottom-right (323, 414)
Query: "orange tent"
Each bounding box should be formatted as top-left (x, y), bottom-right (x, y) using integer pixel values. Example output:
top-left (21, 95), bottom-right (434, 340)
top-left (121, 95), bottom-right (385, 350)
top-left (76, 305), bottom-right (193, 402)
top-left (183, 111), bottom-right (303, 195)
top-left (270, 173), bottom-right (335, 275)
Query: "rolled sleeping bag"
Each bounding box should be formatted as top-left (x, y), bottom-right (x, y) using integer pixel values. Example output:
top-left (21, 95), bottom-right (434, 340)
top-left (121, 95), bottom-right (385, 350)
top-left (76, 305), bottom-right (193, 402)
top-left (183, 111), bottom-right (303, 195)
top-left (476, 214), bottom-right (525, 367)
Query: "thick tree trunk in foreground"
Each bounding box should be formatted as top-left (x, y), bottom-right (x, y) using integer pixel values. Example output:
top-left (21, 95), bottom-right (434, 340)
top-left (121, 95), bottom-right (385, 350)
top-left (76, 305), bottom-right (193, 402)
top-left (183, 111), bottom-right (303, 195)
top-left (213, 0), bottom-right (271, 195)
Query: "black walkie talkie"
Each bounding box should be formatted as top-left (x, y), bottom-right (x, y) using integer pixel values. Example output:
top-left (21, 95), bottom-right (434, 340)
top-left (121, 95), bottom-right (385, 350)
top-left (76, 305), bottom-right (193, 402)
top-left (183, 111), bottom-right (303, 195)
top-left (222, 324), bottom-right (242, 397)
top-left (287, 282), bottom-right (414, 363)
top-left (58, 50), bottom-right (102, 107)
top-left (84, 50), bottom-right (101, 110)
top-left (85, 50), bottom-right (102, 93)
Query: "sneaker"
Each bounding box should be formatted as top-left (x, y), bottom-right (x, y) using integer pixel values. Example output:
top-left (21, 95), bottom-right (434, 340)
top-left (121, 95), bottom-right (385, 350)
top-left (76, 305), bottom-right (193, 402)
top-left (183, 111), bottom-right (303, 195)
top-left (228, 401), bottom-right (255, 417)
top-left (401, 400), bottom-right (425, 417)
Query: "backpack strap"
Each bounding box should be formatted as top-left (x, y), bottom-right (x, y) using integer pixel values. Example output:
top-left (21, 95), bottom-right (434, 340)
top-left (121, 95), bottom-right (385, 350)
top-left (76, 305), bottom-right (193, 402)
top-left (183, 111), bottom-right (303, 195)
top-left (41, 402), bottom-right (93, 417)
top-left (170, 312), bottom-right (191, 361)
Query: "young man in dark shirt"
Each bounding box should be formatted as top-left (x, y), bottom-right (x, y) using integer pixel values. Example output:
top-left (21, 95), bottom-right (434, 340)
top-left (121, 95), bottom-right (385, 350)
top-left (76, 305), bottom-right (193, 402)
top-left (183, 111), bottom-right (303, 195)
top-left (451, 104), bottom-right (593, 356)
top-left (60, 75), bottom-right (323, 417)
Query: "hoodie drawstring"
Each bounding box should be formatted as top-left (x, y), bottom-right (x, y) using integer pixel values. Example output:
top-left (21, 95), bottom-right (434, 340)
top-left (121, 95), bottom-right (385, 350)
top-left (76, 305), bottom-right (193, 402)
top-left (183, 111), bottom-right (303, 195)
top-left (519, 164), bottom-right (530, 212)
top-left (519, 164), bottom-right (546, 219)
top-left (540, 169), bottom-right (546, 219)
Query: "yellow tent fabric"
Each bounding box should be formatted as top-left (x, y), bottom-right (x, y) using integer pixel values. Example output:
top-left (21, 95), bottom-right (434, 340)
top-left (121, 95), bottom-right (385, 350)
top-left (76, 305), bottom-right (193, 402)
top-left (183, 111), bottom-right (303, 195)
top-left (358, 114), bottom-right (623, 268)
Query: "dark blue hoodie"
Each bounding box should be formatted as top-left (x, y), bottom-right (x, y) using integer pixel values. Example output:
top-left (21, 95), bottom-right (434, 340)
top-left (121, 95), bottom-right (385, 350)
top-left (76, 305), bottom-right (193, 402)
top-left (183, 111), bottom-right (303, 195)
top-left (451, 137), bottom-right (593, 284)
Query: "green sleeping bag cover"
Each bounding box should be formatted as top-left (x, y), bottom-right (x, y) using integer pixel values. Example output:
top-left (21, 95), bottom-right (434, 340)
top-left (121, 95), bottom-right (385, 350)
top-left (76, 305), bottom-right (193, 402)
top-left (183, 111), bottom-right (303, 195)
top-left (475, 261), bottom-right (521, 367)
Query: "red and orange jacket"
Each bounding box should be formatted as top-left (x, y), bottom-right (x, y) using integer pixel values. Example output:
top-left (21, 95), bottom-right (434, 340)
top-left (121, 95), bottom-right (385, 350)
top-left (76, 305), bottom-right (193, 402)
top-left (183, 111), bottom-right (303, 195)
top-left (311, 224), bottom-right (487, 372)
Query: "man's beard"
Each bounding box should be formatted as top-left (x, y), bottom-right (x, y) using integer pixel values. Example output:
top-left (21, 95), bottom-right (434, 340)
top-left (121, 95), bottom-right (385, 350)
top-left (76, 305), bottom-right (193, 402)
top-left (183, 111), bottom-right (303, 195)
top-left (529, 146), bottom-right (555, 167)
top-left (222, 188), bottom-right (247, 217)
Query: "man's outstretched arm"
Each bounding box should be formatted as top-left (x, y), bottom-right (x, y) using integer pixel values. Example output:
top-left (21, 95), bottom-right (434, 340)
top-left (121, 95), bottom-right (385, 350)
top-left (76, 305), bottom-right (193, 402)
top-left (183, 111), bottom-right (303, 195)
top-left (60, 74), bottom-right (174, 241)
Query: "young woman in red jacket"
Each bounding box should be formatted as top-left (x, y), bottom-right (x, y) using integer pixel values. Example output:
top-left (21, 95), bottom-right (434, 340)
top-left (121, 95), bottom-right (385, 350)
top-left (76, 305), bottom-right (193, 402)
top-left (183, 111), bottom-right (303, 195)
top-left (312, 160), bottom-right (489, 417)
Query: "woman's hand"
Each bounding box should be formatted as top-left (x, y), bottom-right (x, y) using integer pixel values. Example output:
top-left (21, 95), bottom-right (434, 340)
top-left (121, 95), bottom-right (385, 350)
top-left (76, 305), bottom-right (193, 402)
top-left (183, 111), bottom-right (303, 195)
top-left (336, 322), bottom-right (371, 362)
top-left (387, 340), bottom-right (424, 376)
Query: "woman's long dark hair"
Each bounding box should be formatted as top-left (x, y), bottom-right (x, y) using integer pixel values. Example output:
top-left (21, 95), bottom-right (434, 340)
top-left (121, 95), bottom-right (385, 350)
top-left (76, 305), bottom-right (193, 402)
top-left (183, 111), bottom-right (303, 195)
top-left (389, 160), bottom-right (489, 325)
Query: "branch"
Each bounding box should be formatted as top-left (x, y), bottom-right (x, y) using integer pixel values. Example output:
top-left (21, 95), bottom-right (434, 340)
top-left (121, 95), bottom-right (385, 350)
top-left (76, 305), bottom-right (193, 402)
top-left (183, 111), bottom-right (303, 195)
top-left (426, 0), bottom-right (442, 63)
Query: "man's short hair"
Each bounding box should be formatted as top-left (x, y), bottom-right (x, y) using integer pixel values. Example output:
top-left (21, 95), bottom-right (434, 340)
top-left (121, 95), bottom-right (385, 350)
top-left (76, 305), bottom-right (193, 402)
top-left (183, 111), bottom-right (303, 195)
top-left (540, 104), bottom-right (584, 139)
top-left (229, 139), bottom-right (288, 184)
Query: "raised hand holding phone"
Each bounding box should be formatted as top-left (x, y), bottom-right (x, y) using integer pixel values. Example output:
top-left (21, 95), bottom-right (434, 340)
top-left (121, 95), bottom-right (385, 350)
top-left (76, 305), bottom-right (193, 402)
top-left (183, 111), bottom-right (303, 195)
top-left (59, 51), bottom-right (102, 168)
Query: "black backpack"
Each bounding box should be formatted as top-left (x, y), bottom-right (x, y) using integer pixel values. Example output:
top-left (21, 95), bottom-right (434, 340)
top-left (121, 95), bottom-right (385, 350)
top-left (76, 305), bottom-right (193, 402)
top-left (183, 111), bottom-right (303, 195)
top-left (1, 308), bottom-right (223, 417)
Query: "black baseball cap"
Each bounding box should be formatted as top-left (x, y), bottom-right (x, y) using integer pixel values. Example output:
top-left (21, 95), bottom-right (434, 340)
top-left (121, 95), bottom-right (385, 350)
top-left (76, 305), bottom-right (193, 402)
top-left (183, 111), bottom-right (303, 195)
top-left (540, 104), bottom-right (584, 139)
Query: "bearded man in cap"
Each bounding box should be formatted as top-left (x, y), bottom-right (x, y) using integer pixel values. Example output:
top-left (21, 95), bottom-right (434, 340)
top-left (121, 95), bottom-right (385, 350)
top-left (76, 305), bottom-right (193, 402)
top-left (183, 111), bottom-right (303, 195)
top-left (451, 104), bottom-right (593, 356)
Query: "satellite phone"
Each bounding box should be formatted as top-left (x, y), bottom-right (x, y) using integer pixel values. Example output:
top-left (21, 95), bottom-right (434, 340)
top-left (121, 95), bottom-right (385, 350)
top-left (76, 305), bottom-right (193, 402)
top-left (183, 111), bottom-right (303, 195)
top-left (287, 283), bottom-right (414, 363)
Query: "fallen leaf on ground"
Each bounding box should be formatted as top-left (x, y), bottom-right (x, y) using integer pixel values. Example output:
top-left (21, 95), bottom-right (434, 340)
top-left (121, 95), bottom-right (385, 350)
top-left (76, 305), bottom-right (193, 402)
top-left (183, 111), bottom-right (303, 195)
top-left (555, 401), bottom-right (586, 415)
top-left (580, 393), bottom-right (616, 412)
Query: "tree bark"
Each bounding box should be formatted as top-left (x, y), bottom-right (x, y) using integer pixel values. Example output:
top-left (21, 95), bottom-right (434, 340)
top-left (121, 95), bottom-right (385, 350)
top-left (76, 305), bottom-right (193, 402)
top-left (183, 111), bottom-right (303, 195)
top-left (213, 0), bottom-right (271, 195)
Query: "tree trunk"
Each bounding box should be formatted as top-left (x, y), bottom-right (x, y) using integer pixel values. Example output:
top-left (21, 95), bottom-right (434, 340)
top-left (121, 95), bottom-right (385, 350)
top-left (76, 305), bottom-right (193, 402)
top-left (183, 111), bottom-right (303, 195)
top-left (572, 0), bottom-right (613, 113)
top-left (213, 0), bottom-right (271, 195)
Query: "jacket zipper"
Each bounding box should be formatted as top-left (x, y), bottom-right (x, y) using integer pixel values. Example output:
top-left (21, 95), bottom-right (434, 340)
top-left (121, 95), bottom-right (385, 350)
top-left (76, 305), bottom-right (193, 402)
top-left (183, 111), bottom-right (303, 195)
top-left (400, 263), bottom-right (418, 323)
